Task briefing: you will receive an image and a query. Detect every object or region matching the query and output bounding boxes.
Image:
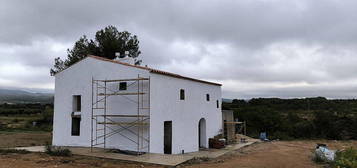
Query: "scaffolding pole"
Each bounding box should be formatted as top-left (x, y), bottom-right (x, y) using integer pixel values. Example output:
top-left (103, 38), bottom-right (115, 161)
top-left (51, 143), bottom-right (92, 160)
top-left (91, 77), bottom-right (93, 152)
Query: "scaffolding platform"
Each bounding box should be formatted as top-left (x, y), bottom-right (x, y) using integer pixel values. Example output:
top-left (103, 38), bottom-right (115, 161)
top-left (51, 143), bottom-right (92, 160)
top-left (95, 78), bottom-right (149, 82)
top-left (97, 122), bottom-right (149, 126)
top-left (98, 92), bottom-right (146, 96)
top-left (94, 114), bottom-right (149, 117)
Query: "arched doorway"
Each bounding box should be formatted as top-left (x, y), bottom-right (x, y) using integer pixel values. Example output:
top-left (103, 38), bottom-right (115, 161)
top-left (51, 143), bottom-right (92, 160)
top-left (198, 118), bottom-right (207, 148)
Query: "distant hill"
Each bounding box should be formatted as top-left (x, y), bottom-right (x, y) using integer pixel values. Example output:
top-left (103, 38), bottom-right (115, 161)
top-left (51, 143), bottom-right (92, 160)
top-left (222, 98), bottom-right (233, 103)
top-left (0, 89), bottom-right (53, 104)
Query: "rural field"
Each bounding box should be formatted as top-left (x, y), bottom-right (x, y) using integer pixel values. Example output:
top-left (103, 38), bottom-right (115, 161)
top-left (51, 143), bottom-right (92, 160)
top-left (1, 100), bottom-right (357, 167)
top-left (0, 131), bottom-right (51, 148)
top-left (1, 132), bottom-right (356, 168)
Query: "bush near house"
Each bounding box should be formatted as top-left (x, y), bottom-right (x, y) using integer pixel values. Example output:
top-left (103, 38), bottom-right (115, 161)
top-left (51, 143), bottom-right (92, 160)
top-left (45, 145), bottom-right (72, 157)
top-left (333, 148), bottom-right (357, 168)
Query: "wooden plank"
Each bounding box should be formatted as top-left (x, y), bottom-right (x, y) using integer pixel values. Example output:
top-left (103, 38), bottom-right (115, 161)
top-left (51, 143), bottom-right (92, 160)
top-left (94, 114), bottom-right (149, 117)
top-left (97, 122), bottom-right (149, 126)
top-left (98, 92), bottom-right (145, 96)
top-left (164, 121), bottom-right (172, 154)
top-left (94, 78), bottom-right (149, 82)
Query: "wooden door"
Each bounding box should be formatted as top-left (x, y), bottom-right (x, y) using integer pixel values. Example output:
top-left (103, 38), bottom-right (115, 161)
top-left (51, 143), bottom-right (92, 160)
top-left (164, 121), bottom-right (172, 154)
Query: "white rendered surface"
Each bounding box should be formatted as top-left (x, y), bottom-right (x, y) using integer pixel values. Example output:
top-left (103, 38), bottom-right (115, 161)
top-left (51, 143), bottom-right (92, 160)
top-left (53, 57), bottom-right (222, 154)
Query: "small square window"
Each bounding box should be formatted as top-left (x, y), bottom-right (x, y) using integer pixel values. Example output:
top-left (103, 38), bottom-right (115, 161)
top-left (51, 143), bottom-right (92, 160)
top-left (180, 89), bottom-right (185, 100)
top-left (119, 82), bottom-right (127, 90)
top-left (206, 94), bottom-right (210, 101)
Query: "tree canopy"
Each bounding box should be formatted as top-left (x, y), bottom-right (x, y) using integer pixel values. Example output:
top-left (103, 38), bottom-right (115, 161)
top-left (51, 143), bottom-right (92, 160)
top-left (50, 25), bottom-right (141, 75)
top-left (224, 97), bottom-right (357, 140)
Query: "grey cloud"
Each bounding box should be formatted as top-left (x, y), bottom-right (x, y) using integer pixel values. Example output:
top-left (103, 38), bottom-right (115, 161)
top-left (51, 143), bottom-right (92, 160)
top-left (1, 0), bottom-right (357, 98)
top-left (223, 83), bottom-right (357, 99)
top-left (3, 0), bottom-right (357, 46)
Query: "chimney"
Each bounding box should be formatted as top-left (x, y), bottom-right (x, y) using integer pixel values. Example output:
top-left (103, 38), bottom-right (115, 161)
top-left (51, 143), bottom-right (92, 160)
top-left (115, 52), bottom-right (121, 58)
top-left (115, 51), bottom-right (135, 65)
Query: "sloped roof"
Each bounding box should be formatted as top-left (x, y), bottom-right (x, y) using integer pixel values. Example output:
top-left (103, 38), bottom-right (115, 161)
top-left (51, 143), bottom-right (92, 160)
top-left (88, 55), bottom-right (222, 86)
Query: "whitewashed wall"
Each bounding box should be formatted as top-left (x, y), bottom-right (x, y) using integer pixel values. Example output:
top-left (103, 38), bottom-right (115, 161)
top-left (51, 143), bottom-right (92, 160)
top-left (53, 57), bottom-right (150, 151)
top-left (150, 74), bottom-right (222, 154)
top-left (53, 57), bottom-right (222, 154)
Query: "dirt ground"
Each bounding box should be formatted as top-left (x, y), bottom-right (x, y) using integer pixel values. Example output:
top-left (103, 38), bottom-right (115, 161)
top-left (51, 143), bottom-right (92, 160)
top-left (0, 132), bottom-right (356, 168)
top-left (183, 140), bottom-right (357, 168)
top-left (0, 153), bottom-right (163, 168)
top-left (0, 131), bottom-right (51, 148)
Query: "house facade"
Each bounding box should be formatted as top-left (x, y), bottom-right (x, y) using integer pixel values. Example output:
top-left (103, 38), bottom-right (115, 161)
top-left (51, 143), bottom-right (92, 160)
top-left (53, 55), bottom-right (222, 154)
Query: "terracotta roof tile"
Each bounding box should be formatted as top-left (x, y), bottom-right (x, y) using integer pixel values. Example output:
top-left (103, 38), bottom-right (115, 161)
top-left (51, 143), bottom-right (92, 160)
top-left (88, 55), bottom-right (222, 86)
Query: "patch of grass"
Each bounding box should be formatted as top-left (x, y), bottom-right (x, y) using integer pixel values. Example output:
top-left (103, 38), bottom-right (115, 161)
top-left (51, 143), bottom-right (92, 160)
top-left (184, 157), bottom-right (211, 165)
top-left (0, 105), bottom-right (53, 132)
top-left (11, 118), bottom-right (20, 123)
top-left (0, 129), bottom-right (50, 134)
top-left (333, 148), bottom-right (357, 168)
top-left (60, 159), bottom-right (74, 164)
top-left (0, 148), bottom-right (30, 154)
top-left (45, 144), bottom-right (72, 157)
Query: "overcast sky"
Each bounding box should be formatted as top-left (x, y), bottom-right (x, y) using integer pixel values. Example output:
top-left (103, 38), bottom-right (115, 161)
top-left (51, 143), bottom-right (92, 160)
top-left (1, 0), bottom-right (357, 99)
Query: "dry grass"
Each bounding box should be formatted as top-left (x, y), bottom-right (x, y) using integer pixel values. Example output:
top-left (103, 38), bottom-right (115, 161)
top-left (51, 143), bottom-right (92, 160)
top-left (0, 131), bottom-right (51, 148)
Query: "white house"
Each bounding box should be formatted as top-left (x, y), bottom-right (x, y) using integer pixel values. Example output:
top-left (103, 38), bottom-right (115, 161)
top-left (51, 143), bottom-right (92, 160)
top-left (52, 55), bottom-right (222, 154)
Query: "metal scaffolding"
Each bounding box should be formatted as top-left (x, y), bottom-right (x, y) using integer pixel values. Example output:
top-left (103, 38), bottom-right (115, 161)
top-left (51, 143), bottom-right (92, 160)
top-left (91, 75), bottom-right (150, 154)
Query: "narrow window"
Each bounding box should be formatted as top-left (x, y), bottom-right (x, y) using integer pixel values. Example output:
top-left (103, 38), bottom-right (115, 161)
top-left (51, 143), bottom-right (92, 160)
top-left (71, 117), bottom-right (80, 136)
top-left (180, 89), bottom-right (185, 100)
top-left (119, 82), bottom-right (127, 90)
top-left (216, 100), bottom-right (219, 108)
top-left (73, 95), bottom-right (81, 112)
top-left (206, 94), bottom-right (210, 101)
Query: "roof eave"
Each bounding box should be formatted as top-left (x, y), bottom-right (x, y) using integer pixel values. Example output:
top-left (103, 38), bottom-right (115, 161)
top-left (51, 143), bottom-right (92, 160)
top-left (149, 70), bottom-right (222, 86)
top-left (54, 55), bottom-right (222, 86)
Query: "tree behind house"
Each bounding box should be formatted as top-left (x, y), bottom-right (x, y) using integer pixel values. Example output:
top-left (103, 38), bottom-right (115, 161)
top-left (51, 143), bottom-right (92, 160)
top-left (50, 25), bottom-right (141, 75)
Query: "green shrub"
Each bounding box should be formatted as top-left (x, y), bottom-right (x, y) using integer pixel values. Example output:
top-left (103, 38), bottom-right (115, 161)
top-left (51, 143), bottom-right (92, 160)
top-left (333, 148), bottom-right (357, 168)
top-left (0, 149), bottom-right (30, 154)
top-left (45, 145), bottom-right (72, 157)
top-left (11, 118), bottom-right (20, 123)
top-left (185, 157), bottom-right (211, 164)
